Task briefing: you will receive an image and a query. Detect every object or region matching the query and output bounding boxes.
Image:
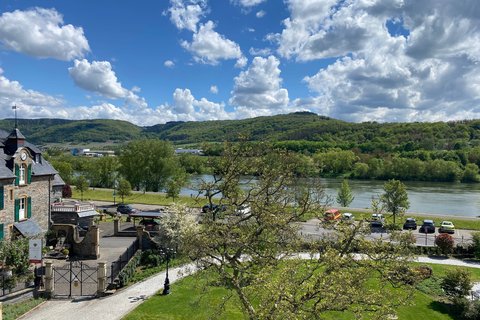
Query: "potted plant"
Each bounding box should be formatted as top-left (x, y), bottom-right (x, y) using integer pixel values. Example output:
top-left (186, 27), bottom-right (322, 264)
top-left (61, 248), bottom-right (69, 259)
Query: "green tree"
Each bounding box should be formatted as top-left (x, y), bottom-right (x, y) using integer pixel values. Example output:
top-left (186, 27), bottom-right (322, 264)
top-left (75, 175), bottom-right (89, 201)
top-left (119, 139), bottom-right (177, 192)
top-left (50, 160), bottom-right (74, 184)
top-left (381, 179), bottom-right (410, 225)
top-left (165, 168), bottom-right (188, 201)
top-left (462, 163), bottom-right (480, 182)
top-left (117, 178), bottom-right (132, 203)
top-left (184, 142), bottom-right (417, 320)
top-left (336, 179), bottom-right (354, 207)
top-left (441, 268), bottom-right (472, 299)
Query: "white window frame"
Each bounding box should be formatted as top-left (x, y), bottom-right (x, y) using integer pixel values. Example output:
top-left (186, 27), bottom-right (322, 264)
top-left (19, 164), bottom-right (26, 185)
top-left (19, 197), bottom-right (26, 220)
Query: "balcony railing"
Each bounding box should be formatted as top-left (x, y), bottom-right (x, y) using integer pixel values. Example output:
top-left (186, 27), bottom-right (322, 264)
top-left (51, 201), bottom-right (96, 213)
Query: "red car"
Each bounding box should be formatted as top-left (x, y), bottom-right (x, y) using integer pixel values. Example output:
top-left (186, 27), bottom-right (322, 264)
top-left (324, 209), bottom-right (341, 221)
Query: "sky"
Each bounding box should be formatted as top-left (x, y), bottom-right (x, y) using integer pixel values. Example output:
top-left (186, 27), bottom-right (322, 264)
top-left (0, 0), bottom-right (479, 126)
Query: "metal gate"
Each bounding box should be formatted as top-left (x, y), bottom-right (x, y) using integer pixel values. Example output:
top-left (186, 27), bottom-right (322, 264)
top-left (53, 260), bottom-right (97, 298)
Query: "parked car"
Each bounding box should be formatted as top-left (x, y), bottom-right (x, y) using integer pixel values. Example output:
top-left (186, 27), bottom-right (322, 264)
top-left (419, 220), bottom-right (436, 233)
top-left (439, 221), bottom-right (455, 234)
top-left (403, 218), bottom-right (417, 230)
top-left (117, 204), bottom-right (136, 215)
top-left (324, 209), bottom-right (341, 221)
top-left (236, 205), bottom-right (251, 216)
top-left (201, 203), bottom-right (227, 213)
top-left (341, 212), bottom-right (355, 222)
top-left (371, 213), bottom-right (384, 221)
top-left (370, 220), bottom-right (385, 231)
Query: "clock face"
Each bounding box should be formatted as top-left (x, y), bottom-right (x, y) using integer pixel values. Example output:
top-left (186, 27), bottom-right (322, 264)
top-left (20, 151), bottom-right (27, 161)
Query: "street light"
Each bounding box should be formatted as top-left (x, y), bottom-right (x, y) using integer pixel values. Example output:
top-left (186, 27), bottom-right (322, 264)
top-left (160, 247), bottom-right (175, 295)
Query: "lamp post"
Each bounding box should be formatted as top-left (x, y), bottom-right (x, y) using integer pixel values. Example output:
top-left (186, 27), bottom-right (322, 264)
top-left (160, 247), bottom-right (175, 295)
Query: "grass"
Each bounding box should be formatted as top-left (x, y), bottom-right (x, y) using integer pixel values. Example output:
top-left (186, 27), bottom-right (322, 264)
top-left (125, 262), bottom-right (480, 320)
top-left (2, 298), bottom-right (45, 320)
top-left (72, 188), bottom-right (201, 207)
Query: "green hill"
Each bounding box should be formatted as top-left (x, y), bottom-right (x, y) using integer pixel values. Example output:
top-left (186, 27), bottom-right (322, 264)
top-left (1, 113), bottom-right (480, 154)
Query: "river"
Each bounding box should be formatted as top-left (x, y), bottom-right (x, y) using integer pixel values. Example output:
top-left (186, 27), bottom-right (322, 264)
top-left (181, 175), bottom-right (480, 217)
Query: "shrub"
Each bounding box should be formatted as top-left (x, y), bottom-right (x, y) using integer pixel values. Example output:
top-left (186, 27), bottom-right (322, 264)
top-left (140, 250), bottom-right (163, 267)
top-left (471, 232), bottom-right (480, 259)
top-left (435, 233), bottom-right (454, 255)
top-left (441, 268), bottom-right (472, 299)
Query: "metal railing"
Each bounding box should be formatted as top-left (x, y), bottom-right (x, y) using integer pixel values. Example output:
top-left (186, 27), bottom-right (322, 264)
top-left (110, 239), bottom-right (139, 285)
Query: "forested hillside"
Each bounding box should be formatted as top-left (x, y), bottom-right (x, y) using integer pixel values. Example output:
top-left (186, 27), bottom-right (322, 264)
top-left (2, 112), bottom-right (480, 152)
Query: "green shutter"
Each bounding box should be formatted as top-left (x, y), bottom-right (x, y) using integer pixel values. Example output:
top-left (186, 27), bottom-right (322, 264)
top-left (15, 164), bottom-right (19, 186)
top-left (27, 197), bottom-right (32, 218)
top-left (0, 186), bottom-right (3, 210)
top-left (14, 199), bottom-right (20, 222)
top-left (27, 164), bottom-right (32, 184)
top-left (0, 224), bottom-right (4, 240)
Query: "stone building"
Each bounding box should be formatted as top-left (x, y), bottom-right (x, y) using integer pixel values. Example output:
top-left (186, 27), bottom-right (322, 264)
top-left (0, 128), bottom-right (63, 240)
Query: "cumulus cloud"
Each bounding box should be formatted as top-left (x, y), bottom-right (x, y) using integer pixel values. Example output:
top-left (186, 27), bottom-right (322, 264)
top-left (249, 47), bottom-right (272, 56)
top-left (277, 0), bottom-right (480, 122)
top-left (231, 0), bottom-right (267, 8)
top-left (156, 88), bottom-right (230, 122)
top-left (210, 85), bottom-right (218, 94)
top-left (69, 59), bottom-right (146, 107)
top-left (0, 8), bottom-right (89, 61)
top-left (167, 0), bottom-right (207, 32)
top-left (229, 56), bottom-right (289, 114)
top-left (164, 60), bottom-right (175, 68)
top-left (181, 20), bottom-right (244, 65)
top-left (0, 68), bottom-right (63, 119)
top-left (256, 10), bottom-right (266, 18)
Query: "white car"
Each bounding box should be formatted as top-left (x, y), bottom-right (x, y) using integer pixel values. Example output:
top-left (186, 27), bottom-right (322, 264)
top-left (341, 212), bottom-right (355, 221)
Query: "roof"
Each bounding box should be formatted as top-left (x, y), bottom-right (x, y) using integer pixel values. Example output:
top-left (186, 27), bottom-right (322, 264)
top-left (32, 159), bottom-right (58, 176)
top-left (0, 149), bottom-right (15, 180)
top-left (129, 211), bottom-right (169, 219)
top-left (53, 174), bottom-right (65, 187)
top-left (14, 219), bottom-right (43, 237)
top-left (77, 210), bottom-right (99, 218)
top-left (7, 128), bottom-right (25, 140)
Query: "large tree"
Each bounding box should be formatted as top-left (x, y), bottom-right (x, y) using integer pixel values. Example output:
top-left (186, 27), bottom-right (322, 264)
top-left (381, 179), bottom-right (410, 225)
top-left (119, 139), bottom-right (177, 192)
top-left (184, 143), bottom-right (418, 320)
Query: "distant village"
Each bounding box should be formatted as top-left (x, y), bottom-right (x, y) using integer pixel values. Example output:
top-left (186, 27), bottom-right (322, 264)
top-left (71, 147), bottom-right (203, 157)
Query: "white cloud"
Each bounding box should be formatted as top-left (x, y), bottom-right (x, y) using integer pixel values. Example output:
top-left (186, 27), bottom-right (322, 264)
top-left (210, 85), bottom-right (218, 94)
top-left (69, 59), bottom-right (146, 107)
top-left (231, 0), bottom-right (267, 8)
top-left (164, 60), bottom-right (175, 68)
top-left (0, 68), bottom-right (63, 115)
top-left (235, 56), bottom-right (248, 68)
top-left (167, 0), bottom-right (207, 32)
top-left (0, 8), bottom-right (89, 61)
top-left (156, 88), bottom-right (230, 122)
top-left (229, 56), bottom-right (289, 114)
top-left (256, 10), bottom-right (266, 18)
top-left (249, 47), bottom-right (272, 56)
top-left (181, 20), bottom-right (243, 65)
top-left (277, 0), bottom-right (480, 122)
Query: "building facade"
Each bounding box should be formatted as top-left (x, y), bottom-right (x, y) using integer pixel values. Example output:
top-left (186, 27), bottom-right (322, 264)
top-left (0, 128), bottom-right (62, 240)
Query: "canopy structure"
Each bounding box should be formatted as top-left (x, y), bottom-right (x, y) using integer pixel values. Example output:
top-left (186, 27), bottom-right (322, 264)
top-left (14, 219), bottom-right (42, 237)
top-left (128, 211), bottom-right (169, 219)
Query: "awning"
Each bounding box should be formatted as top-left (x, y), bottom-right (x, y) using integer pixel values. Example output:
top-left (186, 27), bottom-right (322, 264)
top-left (77, 210), bottom-right (99, 218)
top-left (14, 219), bottom-right (42, 237)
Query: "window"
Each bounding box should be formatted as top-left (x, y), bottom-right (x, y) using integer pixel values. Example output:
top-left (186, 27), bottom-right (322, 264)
top-left (14, 196), bottom-right (31, 222)
top-left (19, 164), bottom-right (25, 185)
top-left (19, 197), bottom-right (26, 220)
top-left (0, 224), bottom-right (4, 240)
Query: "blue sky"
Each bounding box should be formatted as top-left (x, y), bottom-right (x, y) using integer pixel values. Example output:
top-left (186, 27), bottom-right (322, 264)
top-left (0, 0), bottom-right (479, 126)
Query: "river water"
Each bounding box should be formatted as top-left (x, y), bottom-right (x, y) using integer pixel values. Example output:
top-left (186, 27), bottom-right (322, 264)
top-left (181, 175), bottom-right (480, 217)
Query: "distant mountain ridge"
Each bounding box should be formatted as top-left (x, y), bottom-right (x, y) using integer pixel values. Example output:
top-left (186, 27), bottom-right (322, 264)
top-left (1, 113), bottom-right (480, 152)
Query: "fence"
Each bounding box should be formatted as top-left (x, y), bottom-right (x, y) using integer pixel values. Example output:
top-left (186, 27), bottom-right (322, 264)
top-left (110, 238), bottom-right (139, 285)
top-left (0, 271), bottom-right (34, 297)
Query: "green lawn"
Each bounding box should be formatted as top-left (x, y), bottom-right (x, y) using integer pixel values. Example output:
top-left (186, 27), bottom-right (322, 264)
top-left (2, 298), bottom-right (45, 320)
top-left (124, 263), bottom-right (480, 320)
top-left (72, 188), bottom-right (201, 207)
